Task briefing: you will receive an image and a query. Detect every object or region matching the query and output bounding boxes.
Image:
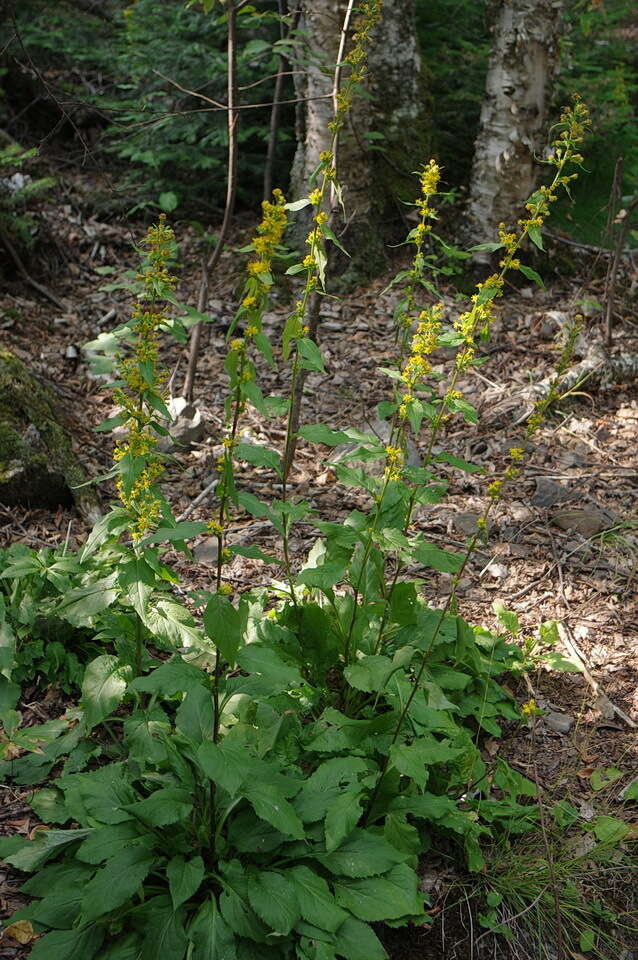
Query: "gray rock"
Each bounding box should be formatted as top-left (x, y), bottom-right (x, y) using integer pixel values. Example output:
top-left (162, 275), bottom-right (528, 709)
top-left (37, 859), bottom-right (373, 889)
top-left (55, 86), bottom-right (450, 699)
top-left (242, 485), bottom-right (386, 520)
top-left (454, 512), bottom-right (480, 536)
top-left (157, 396), bottom-right (206, 452)
top-left (193, 540), bottom-right (219, 565)
top-left (545, 711), bottom-right (574, 735)
top-left (532, 477), bottom-right (574, 508)
top-left (551, 507), bottom-right (613, 537)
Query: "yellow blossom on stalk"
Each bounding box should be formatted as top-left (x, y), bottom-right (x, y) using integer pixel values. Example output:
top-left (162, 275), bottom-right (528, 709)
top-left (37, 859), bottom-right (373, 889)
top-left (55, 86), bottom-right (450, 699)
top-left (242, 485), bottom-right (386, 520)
top-left (487, 479), bottom-right (503, 499)
top-left (218, 583), bottom-right (233, 596)
top-left (242, 295), bottom-right (257, 309)
top-left (398, 303), bottom-right (444, 396)
top-left (521, 699), bottom-right (538, 717)
top-left (509, 447), bottom-right (524, 461)
top-left (384, 445), bottom-right (405, 481)
top-left (207, 520), bottom-right (223, 536)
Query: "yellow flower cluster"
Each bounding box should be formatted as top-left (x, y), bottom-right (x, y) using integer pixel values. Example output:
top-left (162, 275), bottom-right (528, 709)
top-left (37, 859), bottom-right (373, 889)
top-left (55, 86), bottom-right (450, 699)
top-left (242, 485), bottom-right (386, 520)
top-left (328, 0), bottom-right (382, 135)
top-left (399, 304), bottom-right (444, 399)
top-left (384, 445), bottom-right (405, 482)
top-left (114, 215), bottom-right (176, 539)
top-left (241, 188), bottom-right (287, 323)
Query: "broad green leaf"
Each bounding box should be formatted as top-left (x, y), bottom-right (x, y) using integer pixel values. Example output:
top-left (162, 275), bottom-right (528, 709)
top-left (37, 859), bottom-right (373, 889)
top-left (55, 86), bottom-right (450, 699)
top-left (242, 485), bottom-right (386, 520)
top-left (235, 645), bottom-right (304, 695)
top-left (390, 737), bottom-right (462, 788)
top-left (81, 844), bottom-right (156, 921)
top-left (136, 895), bottom-right (188, 960)
top-left (298, 337), bottom-right (325, 372)
top-left (247, 870), bottom-right (300, 935)
top-left (242, 781), bottom-right (305, 839)
top-left (333, 917), bottom-right (388, 960)
top-left (622, 778), bottom-right (638, 802)
top-left (197, 740), bottom-right (254, 796)
top-left (2, 829), bottom-right (90, 872)
top-left (297, 561), bottom-right (346, 591)
top-left (592, 815), bottom-right (629, 843)
top-left (527, 224), bottom-right (544, 250)
top-left (414, 542), bottom-right (463, 573)
top-left (29, 925), bottom-right (104, 960)
top-left (298, 424), bottom-right (351, 446)
top-left (493, 600), bottom-right (520, 636)
top-left (76, 822), bottom-right (146, 865)
top-left (81, 655), bottom-right (132, 729)
top-left (126, 788), bottom-right (193, 828)
top-left (79, 509), bottom-right (129, 563)
top-left (518, 263), bottom-right (544, 287)
top-left (167, 855), bottom-right (205, 909)
top-left (29, 786), bottom-right (69, 824)
top-left (289, 865), bottom-right (347, 933)
top-left (235, 442), bottom-right (282, 476)
top-left (118, 557), bottom-right (155, 618)
top-left (56, 576), bottom-right (119, 626)
top-left (129, 657), bottom-right (207, 696)
top-left (141, 599), bottom-right (204, 651)
top-left (203, 594), bottom-right (242, 666)
top-left (316, 829), bottom-right (407, 878)
top-left (124, 708), bottom-right (170, 764)
top-left (334, 863), bottom-right (423, 922)
top-left (325, 791), bottom-right (362, 852)
top-left (95, 933), bottom-right (142, 960)
top-left (189, 896), bottom-right (237, 960)
top-left (345, 655), bottom-right (394, 694)
top-left (176, 684), bottom-right (214, 744)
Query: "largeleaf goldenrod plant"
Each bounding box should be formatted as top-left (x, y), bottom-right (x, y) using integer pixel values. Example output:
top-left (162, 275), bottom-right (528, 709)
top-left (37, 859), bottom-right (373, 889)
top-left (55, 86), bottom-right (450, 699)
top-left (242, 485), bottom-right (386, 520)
top-left (0, 35), bottom-right (615, 960)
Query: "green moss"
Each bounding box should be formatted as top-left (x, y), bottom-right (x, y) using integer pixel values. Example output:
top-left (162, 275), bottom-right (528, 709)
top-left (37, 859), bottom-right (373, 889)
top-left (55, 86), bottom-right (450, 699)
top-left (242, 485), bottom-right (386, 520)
top-left (0, 350), bottom-right (99, 518)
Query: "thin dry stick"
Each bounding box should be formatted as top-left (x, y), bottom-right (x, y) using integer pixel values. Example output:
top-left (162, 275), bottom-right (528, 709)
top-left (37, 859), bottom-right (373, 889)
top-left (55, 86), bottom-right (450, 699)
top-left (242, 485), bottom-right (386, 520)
top-left (0, 226), bottom-right (68, 310)
top-left (330, 0), bottom-right (356, 205)
top-left (183, 0), bottom-right (239, 402)
top-left (605, 191), bottom-right (638, 348)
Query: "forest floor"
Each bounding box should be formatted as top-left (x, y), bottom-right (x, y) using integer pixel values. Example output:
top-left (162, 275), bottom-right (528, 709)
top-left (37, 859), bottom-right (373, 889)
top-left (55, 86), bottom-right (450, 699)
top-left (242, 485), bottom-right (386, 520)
top-left (0, 185), bottom-right (637, 959)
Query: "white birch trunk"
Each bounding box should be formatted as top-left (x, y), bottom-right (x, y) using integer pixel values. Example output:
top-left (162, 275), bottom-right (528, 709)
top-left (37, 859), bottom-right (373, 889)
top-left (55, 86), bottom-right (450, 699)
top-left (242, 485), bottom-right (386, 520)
top-left (466, 0), bottom-right (563, 245)
top-left (290, 0), bottom-right (427, 273)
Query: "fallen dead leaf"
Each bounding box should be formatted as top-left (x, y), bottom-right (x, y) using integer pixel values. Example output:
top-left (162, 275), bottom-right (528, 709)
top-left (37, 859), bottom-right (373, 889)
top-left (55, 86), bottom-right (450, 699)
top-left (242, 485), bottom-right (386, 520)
top-left (4, 920), bottom-right (37, 944)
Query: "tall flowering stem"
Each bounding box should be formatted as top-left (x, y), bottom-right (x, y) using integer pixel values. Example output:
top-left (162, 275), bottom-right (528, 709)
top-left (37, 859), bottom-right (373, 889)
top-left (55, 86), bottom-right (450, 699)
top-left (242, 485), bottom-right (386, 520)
top-left (114, 214), bottom-right (177, 542)
top-left (279, 0), bottom-right (383, 598)
top-left (211, 190), bottom-right (288, 596)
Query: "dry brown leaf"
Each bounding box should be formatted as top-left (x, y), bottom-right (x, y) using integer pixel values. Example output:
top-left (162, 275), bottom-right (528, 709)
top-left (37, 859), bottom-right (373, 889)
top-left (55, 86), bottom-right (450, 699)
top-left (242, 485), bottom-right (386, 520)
top-left (4, 920), bottom-right (37, 944)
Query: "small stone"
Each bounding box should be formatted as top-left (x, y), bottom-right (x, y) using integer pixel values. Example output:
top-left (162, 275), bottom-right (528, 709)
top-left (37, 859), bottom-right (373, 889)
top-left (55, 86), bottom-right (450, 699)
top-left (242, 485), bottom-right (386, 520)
top-left (488, 562), bottom-right (508, 580)
top-left (545, 711), bottom-right (574, 734)
top-left (194, 541), bottom-right (219, 565)
top-left (532, 477), bottom-right (573, 508)
top-left (157, 396), bottom-right (206, 452)
top-left (551, 507), bottom-right (613, 537)
top-left (453, 512), bottom-right (480, 536)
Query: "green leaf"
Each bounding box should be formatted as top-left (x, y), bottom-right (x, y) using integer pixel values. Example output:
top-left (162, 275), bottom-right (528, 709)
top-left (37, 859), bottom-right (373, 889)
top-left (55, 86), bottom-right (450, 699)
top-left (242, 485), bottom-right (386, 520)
top-left (519, 263), bottom-right (544, 287)
top-left (590, 767), bottom-right (624, 792)
top-left (344, 655), bottom-right (394, 694)
top-left (289, 865), bottom-right (347, 933)
top-left (333, 917), bottom-right (388, 960)
top-left (118, 557), bottom-right (155, 618)
top-left (29, 787), bottom-right (69, 824)
top-left (297, 561), bottom-right (346, 591)
top-left (580, 928), bottom-right (596, 952)
top-left (493, 600), bottom-right (520, 636)
top-left (79, 509), bottom-right (129, 563)
top-left (2, 829), bottom-right (90, 872)
top-left (334, 863), bottom-right (423, 922)
top-left (325, 791), bottom-right (362, 852)
top-left (298, 424), bottom-right (351, 446)
top-left (298, 337), bottom-right (326, 372)
top-left (81, 844), bottom-right (156, 921)
top-left (189, 897), bottom-right (237, 960)
top-left (247, 870), bottom-right (300, 935)
top-left (467, 242), bottom-right (504, 252)
top-left (159, 191), bottom-right (178, 212)
top-left (29, 925), bottom-right (104, 960)
top-left (622, 778), bottom-right (638, 802)
top-left (316, 829), bottom-right (407, 878)
top-left (527, 224), bottom-right (544, 250)
top-left (143, 521), bottom-right (209, 544)
top-left (76, 823), bottom-right (146, 865)
top-left (168, 855), bottom-right (205, 909)
top-left (95, 934), bottom-right (142, 960)
top-left (203, 594), bottom-right (242, 666)
top-left (592, 815), bottom-right (629, 843)
top-left (55, 576), bottom-right (119, 626)
top-left (176, 685), bottom-right (214, 744)
top-left (242, 781), bottom-right (305, 839)
top-left (235, 442), bottom-right (282, 476)
top-left (198, 740), bottom-right (253, 796)
top-left (126, 788), bottom-right (193, 828)
top-left (414, 542), bottom-right (463, 573)
top-left (81, 655), bottom-right (132, 729)
top-left (230, 544), bottom-right (279, 564)
top-left (136, 895), bottom-right (188, 960)
top-left (129, 657), bottom-right (207, 696)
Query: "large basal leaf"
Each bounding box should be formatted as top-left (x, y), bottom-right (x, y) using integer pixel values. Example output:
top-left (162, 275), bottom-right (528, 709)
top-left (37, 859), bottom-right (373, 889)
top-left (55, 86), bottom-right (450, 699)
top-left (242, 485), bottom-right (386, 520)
top-left (135, 895), bottom-right (188, 960)
top-left (76, 823), bottom-right (147, 865)
top-left (316, 829), bottom-right (407, 878)
top-left (246, 869), bottom-right (300, 936)
top-left (124, 788), bottom-right (193, 828)
top-left (333, 917), bottom-right (388, 960)
top-left (289, 866), bottom-right (347, 933)
top-left (128, 657), bottom-right (208, 696)
top-left (1, 829), bottom-right (90, 873)
top-left (55, 576), bottom-right (119, 627)
top-left (167, 855), bottom-right (205, 910)
top-left (189, 896), bottom-right (238, 960)
top-left (175, 684), bottom-right (214, 744)
top-left (81, 844), bottom-right (156, 921)
top-left (324, 791), bottom-right (362, 853)
top-left (81, 655), bottom-right (132, 729)
top-left (242, 781), bottom-right (305, 840)
top-left (334, 863), bottom-right (424, 922)
top-left (197, 740), bottom-right (257, 796)
top-left (29, 924), bottom-right (104, 960)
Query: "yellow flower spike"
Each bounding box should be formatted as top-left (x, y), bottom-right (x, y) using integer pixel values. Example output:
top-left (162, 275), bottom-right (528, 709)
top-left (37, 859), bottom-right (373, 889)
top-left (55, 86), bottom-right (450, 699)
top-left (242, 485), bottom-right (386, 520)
top-left (218, 583), bottom-right (233, 596)
top-left (207, 520), bottom-right (223, 537)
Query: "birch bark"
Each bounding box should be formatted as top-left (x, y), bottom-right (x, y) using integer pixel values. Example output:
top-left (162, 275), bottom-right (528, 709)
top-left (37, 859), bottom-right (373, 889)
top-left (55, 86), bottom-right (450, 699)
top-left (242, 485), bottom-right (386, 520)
top-left (466, 0), bottom-right (564, 244)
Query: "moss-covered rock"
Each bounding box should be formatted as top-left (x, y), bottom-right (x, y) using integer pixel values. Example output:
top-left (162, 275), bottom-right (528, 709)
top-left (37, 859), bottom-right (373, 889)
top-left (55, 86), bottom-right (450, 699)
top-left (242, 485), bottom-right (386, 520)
top-left (0, 350), bottom-right (100, 521)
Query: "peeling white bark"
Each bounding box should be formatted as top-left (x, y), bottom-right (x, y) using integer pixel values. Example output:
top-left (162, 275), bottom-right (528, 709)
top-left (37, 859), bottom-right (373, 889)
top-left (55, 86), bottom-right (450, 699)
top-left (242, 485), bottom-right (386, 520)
top-left (291, 0), bottom-right (425, 252)
top-left (467, 0), bottom-right (563, 244)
